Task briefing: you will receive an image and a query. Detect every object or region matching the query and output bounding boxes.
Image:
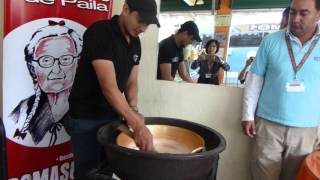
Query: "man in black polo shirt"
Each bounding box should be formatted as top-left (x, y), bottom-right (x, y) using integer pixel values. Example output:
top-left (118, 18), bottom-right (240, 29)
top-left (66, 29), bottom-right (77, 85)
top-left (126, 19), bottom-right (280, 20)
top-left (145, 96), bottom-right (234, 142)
top-left (157, 21), bottom-right (201, 82)
top-left (66, 0), bottom-right (160, 179)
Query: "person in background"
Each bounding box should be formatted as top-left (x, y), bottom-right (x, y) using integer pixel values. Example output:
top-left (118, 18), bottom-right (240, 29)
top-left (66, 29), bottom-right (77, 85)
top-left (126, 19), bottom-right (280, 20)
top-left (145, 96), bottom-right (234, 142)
top-left (241, 0), bottom-right (320, 179)
top-left (191, 39), bottom-right (230, 85)
top-left (66, 0), bottom-right (160, 179)
top-left (238, 53), bottom-right (255, 84)
top-left (280, 6), bottom-right (290, 29)
top-left (157, 21), bottom-right (201, 82)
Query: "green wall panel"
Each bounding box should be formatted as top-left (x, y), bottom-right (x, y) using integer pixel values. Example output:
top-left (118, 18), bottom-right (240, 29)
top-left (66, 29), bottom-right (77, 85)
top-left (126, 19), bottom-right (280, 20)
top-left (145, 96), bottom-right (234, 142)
top-left (232, 0), bottom-right (290, 9)
top-left (160, 0), bottom-right (220, 12)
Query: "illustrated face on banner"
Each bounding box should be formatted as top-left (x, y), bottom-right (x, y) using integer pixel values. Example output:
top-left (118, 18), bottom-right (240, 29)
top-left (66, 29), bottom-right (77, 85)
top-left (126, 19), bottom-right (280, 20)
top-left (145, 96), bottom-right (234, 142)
top-left (4, 18), bottom-right (84, 147)
top-left (33, 35), bottom-right (79, 93)
top-left (3, 0), bottom-right (113, 177)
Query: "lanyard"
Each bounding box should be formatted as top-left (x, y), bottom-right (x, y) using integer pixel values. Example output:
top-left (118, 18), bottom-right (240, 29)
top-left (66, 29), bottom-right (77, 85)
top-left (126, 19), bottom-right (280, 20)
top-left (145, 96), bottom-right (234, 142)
top-left (207, 55), bottom-right (216, 72)
top-left (285, 34), bottom-right (319, 79)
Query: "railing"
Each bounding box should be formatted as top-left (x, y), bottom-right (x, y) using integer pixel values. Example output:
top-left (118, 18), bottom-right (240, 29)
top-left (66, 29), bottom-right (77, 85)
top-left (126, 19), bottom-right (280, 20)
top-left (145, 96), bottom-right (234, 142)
top-left (224, 71), bottom-right (244, 88)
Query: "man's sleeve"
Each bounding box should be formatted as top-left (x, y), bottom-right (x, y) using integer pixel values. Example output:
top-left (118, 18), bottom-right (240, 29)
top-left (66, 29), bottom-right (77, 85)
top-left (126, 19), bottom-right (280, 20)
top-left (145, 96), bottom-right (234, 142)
top-left (83, 23), bottom-right (114, 62)
top-left (242, 36), bottom-right (271, 121)
top-left (158, 44), bottom-right (172, 64)
top-left (133, 39), bottom-right (141, 65)
top-left (249, 38), bottom-right (269, 77)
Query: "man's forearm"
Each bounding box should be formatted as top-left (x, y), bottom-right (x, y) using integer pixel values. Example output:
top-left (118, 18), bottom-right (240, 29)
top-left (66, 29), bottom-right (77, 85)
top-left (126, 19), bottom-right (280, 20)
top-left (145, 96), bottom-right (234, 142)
top-left (125, 89), bottom-right (138, 111)
top-left (125, 65), bottom-right (139, 109)
top-left (159, 63), bottom-right (174, 81)
top-left (125, 91), bottom-right (138, 110)
top-left (93, 60), bottom-right (143, 131)
top-left (104, 86), bottom-right (143, 130)
top-left (179, 61), bottom-right (195, 83)
top-left (125, 82), bottom-right (138, 107)
top-left (238, 65), bottom-right (250, 80)
top-left (161, 75), bottom-right (174, 81)
top-left (181, 74), bottom-right (194, 83)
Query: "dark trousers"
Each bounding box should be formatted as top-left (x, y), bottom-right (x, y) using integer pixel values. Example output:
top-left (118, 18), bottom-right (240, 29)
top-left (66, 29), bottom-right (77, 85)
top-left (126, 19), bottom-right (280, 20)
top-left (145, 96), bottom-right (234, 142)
top-left (64, 115), bottom-right (118, 180)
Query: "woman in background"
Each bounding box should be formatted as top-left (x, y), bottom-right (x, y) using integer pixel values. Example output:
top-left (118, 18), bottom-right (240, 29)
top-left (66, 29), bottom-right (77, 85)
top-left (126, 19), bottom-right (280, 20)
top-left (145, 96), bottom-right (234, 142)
top-left (191, 39), bottom-right (230, 85)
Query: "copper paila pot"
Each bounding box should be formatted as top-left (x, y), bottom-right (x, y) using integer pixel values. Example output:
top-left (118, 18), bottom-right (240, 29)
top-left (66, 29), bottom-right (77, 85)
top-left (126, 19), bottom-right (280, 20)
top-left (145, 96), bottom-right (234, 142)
top-left (117, 125), bottom-right (205, 154)
top-left (97, 117), bottom-right (226, 180)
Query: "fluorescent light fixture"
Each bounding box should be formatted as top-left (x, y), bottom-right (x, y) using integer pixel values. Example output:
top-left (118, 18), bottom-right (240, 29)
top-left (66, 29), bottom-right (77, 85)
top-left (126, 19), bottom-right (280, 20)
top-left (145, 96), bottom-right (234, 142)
top-left (183, 0), bottom-right (204, 6)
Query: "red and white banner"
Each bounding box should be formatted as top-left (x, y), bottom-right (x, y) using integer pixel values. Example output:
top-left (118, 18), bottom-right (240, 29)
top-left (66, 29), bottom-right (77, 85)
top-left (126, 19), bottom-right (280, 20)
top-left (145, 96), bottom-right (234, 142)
top-left (3, 1), bottom-right (113, 179)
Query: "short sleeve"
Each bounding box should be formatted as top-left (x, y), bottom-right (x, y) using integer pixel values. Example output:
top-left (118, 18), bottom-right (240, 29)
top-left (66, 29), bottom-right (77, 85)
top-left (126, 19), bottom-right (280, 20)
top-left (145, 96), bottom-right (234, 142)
top-left (250, 37), bottom-right (269, 77)
top-left (132, 38), bottom-right (141, 65)
top-left (158, 44), bottom-right (172, 64)
top-left (82, 21), bottom-right (114, 62)
top-left (178, 51), bottom-right (184, 62)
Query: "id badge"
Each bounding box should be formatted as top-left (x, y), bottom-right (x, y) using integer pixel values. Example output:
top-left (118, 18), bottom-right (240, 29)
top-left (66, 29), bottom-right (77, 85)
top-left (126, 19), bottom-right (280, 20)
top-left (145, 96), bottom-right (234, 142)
top-left (205, 73), bottom-right (212, 78)
top-left (286, 80), bottom-right (305, 92)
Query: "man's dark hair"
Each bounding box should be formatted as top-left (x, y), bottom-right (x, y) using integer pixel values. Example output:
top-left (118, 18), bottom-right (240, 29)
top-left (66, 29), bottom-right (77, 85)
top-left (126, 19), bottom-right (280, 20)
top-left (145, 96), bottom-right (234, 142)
top-left (283, 6), bottom-right (290, 18)
top-left (205, 39), bottom-right (220, 54)
top-left (175, 21), bottom-right (201, 42)
top-left (316, 0), bottom-right (320, 10)
top-left (177, 21), bottom-right (198, 36)
top-left (125, 0), bottom-right (135, 12)
top-left (177, 28), bottom-right (193, 35)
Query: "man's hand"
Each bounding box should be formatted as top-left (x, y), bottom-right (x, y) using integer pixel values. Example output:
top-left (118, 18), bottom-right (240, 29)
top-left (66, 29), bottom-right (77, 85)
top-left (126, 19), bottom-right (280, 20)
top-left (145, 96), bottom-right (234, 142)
top-left (246, 57), bottom-right (254, 66)
top-left (198, 54), bottom-right (206, 61)
top-left (191, 79), bottom-right (197, 83)
top-left (241, 121), bottom-right (256, 138)
top-left (133, 124), bottom-right (155, 152)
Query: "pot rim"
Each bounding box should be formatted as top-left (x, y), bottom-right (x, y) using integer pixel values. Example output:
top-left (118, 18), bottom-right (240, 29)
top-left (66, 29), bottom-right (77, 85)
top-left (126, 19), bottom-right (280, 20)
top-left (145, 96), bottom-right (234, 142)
top-left (103, 117), bottom-right (226, 159)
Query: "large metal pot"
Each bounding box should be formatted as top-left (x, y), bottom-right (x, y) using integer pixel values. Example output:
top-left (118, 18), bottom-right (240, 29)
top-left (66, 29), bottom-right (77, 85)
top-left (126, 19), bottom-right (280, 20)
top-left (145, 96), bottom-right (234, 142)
top-left (97, 117), bottom-right (226, 180)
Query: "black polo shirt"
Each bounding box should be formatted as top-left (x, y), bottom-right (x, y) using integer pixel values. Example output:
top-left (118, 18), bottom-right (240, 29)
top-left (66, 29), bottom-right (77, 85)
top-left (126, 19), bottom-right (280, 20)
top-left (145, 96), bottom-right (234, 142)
top-left (69, 15), bottom-right (141, 119)
top-left (157, 35), bottom-right (184, 79)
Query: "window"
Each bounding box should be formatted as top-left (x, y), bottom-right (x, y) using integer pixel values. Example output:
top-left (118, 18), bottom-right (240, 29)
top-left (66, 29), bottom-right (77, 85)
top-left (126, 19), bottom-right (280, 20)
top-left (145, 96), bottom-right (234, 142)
top-left (225, 9), bottom-right (284, 86)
